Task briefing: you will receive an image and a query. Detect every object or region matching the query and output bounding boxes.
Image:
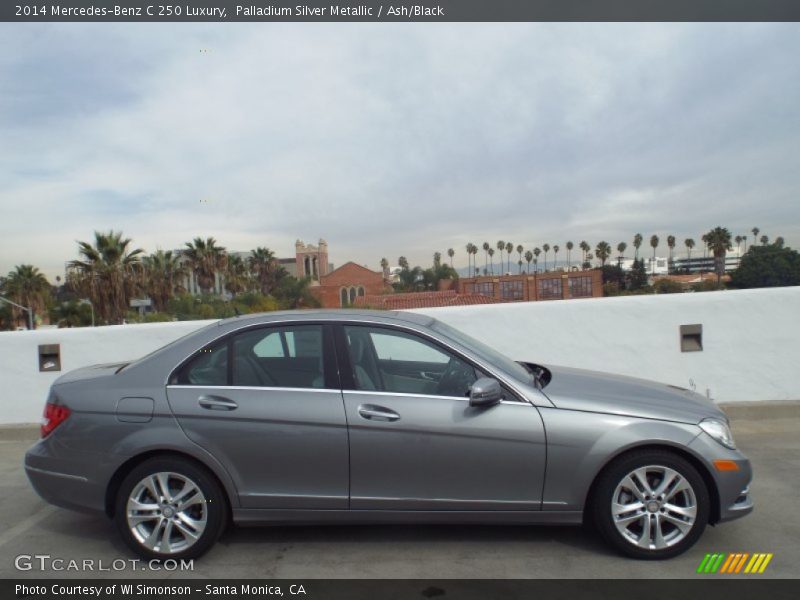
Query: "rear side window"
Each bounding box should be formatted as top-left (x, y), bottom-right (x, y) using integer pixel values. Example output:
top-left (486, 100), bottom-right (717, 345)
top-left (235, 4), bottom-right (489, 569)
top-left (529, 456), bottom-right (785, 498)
top-left (172, 344), bottom-right (228, 386)
top-left (233, 325), bottom-right (324, 388)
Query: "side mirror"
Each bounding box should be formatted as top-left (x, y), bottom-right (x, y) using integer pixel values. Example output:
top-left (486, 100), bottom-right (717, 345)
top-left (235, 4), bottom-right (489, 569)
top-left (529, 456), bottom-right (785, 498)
top-left (469, 377), bottom-right (503, 407)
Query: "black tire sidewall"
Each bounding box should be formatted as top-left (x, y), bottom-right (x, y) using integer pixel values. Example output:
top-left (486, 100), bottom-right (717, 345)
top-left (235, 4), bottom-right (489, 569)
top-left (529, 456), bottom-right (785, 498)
top-left (592, 450), bottom-right (709, 560)
top-left (114, 457), bottom-right (227, 561)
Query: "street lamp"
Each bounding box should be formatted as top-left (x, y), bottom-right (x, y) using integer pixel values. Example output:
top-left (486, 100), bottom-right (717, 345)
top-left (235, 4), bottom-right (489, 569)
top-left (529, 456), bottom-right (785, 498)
top-left (0, 295), bottom-right (34, 330)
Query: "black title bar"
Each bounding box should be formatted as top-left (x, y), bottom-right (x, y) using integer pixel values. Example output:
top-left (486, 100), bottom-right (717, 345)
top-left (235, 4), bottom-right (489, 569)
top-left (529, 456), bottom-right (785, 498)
top-left (4, 0), bottom-right (800, 22)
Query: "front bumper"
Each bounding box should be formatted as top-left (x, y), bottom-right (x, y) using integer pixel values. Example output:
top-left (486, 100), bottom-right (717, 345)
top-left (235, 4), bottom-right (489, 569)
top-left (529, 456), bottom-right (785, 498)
top-left (688, 433), bottom-right (753, 524)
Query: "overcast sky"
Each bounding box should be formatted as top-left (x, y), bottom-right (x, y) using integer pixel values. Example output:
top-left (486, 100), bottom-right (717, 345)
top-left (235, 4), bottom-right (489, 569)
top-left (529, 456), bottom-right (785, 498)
top-left (1, 23), bottom-right (799, 280)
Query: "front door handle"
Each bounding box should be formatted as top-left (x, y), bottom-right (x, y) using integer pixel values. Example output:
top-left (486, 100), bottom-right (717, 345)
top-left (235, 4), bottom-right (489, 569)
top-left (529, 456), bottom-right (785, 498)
top-left (358, 404), bottom-right (400, 422)
top-left (198, 395), bottom-right (238, 411)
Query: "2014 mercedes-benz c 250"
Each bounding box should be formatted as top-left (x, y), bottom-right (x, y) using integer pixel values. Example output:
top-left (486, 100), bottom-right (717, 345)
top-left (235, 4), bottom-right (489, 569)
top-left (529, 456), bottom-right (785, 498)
top-left (25, 310), bottom-right (752, 560)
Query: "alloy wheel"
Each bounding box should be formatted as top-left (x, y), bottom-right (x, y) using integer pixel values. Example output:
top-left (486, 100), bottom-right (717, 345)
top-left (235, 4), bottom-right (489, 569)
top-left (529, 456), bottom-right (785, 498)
top-left (126, 471), bottom-right (208, 555)
top-left (611, 465), bottom-right (698, 550)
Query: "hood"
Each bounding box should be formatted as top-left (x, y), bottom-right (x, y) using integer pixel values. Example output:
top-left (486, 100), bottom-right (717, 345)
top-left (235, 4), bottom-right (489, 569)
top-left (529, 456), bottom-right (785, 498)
top-left (540, 365), bottom-right (727, 424)
top-left (53, 362), bottom-right (128, 386)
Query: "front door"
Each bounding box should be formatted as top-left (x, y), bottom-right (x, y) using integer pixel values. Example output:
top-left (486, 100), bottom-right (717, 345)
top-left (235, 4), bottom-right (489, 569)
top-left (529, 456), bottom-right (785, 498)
top-left (338, 324), bottom-right (546, 511)
top-left (166, 323), bottom-right (349, 509)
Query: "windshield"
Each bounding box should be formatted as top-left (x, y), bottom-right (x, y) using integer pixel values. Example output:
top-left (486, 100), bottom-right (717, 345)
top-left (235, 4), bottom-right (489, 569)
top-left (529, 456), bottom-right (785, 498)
top-left (431, 320), bottom-right (535, 386)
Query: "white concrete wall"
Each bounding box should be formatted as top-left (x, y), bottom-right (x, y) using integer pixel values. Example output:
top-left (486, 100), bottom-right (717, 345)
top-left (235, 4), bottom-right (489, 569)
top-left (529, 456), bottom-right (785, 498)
top-left (0, 320), bottom-right (215, 424)
top-left (0, 287), bottom-right (797, 425)
top-left (413, 287), bottom-right (800, 406)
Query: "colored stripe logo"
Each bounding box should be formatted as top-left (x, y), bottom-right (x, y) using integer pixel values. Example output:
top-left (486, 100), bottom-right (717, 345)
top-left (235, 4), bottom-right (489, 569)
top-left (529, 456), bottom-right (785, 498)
top-left (696, 552), bottom-right (773, 574)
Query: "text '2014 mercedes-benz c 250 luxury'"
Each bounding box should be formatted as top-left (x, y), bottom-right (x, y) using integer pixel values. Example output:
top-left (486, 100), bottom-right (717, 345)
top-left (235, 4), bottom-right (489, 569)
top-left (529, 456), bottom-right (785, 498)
top-left (25, 310), bottom-right (752, 560)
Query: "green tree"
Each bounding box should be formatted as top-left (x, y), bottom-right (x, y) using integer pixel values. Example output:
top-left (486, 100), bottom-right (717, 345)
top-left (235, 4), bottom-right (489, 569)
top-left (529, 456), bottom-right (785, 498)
top-left (566, 241), bottom-right (574, 270)
top-left (488, 247), bottom-right (495, 274)
top-left (595, 241), bottom-right (612, 267)
top-left (542, 243), bottom-right (550, 272)
top-left (496, 240), bottom-right (505, 274)
top-left (482, 242), bottom-right (490, 274)
top-left (447, 248), bottom-right (455, 268)
top-left (2, 264), bottom-right (52, 329)
top-left (649, 235), bottom-right (659, 273)
top-left (667, 235), bottom-right (676, 263)
top-left (751, 227), bottom-right (760, 245)
top-left (183, 237), bottom-right (227, 295)
top-left (273, 276), bottom-right (321, 309)
top-left (617, 242), bottom-right (627, 267)
top-left (633, 233), bottom-right (643, 260)
top-left (224, 254), bottom-right (249, 297)
top-left (685, 238), bottom-right (695, 261)
top-left (705, 226), bottom-right (733, 285)
top-left (49, 299), bottom-right (96, 328)
top-left (627, 258), bottom-right (648, 291)
top-left (730, 243), bottom-right (800, 289)
top-left (524, 250), bottom-right (533, 273)
top-left (533, 247), bottom-right (541, 273)
top-left (516, 245), bottom-right (524, 273)
top-left (653, 279), bottom-right (684, 294)
top-left (142, 250), bottom-right (187, 312)
top-left (506, 242), bottom-right (514, 273)
top-left (248, 247), bottom-right (284, 295)
top-left (553, 245), bottom-right (560, 270)
top-left (68, 230), bottom-right (143, 324)
top-left (760, 234), bottom-right (769, 246)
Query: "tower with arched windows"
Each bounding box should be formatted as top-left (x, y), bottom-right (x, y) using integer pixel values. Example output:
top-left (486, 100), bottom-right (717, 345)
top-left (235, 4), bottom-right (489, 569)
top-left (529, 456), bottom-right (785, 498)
top-left (295, 239), bottom-right (329, 283)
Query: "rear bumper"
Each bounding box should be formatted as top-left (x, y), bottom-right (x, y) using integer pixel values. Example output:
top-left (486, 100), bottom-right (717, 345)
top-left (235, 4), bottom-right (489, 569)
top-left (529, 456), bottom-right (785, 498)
top-left (25, 441), bottom-right (107, 515)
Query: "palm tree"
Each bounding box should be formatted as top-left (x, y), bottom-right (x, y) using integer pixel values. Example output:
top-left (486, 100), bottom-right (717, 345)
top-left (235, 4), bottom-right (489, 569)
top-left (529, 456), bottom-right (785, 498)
top-left (775, 236), bottom-right (785, 248)
top-left (447, 248), bottom-right (455, 268)
top-left (380, 257), bottom-right (389, 274)
top-left (506, 242), bottom-right (514, 273)
top-left (183, 237), bottom-right (227, 295)
top-left (224, 254), bottom-right (249, 298)
top-left (2, 264), bottom-right (51, 329)
top-left (465, 244), bottom-right (473, 277)
top-left (685, 238), bottom-right (695, 261)
top-left (705, 226), bottom-right (733, 285)
top-left (751, 227), bottom-right (760, 246)
top-left (496, 241), bottom-right (505, 274)
top-left (742, 235), bottom-right (748, 254)
top-left (249, 247), bottom-right (284, 295)
top-left (542, 244), bottom-right (550, 272)
top-left (566, 241), bottom-right (574, 270)
top-left (516, 245), bottom-right (524, 272)
top-left (142, 250), bottom-right (187, 312)
top-left (524, 250), bottom-right (533, 273)
top-left (649, 235), bottom-right (659, 274)
top-left (617, 242), bottom-right (627, 267)
top-left (595, 241), bottom-right (611, 267)
top-left (533, 247), bottom-right (541, 273)
top-left (488, 248), bottom-right (495, 274)
top-left (68, 230), bottom-right (144, 324)
top-left (433, 251), bottom-right (442, 268)
top-left (579, 240), bottom-right (590, 265)
top-left (482, 242), bottom-right (490, 275)
top-left (470, 244), bottom-right (479, 277)
top-left (633, 233), bottom-right (643, 260)
top-left (760, 235), bottom-right (769, 246)
top-left (553, 245), bottom-right (560, 270)
top-left (667, 235), bottom-right (676, 264)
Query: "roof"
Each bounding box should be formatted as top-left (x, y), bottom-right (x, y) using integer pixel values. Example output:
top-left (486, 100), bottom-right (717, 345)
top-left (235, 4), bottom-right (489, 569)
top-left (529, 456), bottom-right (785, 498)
top-left (321, 261), bottom-right (382, 279)
top-left (215, 308), bottom-right (435, 328)
top-left (353, 290), bottom-right (501, 310)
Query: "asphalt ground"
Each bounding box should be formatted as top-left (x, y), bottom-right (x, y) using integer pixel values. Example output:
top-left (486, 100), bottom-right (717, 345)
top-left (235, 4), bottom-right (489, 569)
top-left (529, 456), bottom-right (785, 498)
top-left (1, 413), bottom-right (798, 580)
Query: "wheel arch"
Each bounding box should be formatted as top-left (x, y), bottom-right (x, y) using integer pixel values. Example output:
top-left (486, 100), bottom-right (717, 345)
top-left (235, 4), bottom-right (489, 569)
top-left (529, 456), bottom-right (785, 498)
top-left (582, 443), bottom-right (721, 525)
top-left (104, 450), bottom-right (234, 521)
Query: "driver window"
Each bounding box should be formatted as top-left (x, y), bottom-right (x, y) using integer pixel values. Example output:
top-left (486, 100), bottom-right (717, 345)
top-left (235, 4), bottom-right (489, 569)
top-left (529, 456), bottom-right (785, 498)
top-left (344, 326), bottom-right (478, 397)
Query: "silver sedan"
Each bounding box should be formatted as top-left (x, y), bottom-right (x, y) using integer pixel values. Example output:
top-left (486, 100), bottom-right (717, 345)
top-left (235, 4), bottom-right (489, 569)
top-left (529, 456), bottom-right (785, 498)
top-left (25, 310), bottom-right (752, 560)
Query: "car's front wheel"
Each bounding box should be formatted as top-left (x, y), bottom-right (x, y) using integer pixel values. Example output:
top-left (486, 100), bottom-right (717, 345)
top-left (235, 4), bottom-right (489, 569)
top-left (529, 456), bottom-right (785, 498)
top-left (114, 457), bottom-right (227, 560)
top-left (591, 450), bottom-right (710, 559)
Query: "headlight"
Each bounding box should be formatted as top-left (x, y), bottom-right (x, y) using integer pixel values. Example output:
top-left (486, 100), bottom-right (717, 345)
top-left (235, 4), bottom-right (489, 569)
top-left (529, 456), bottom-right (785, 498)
top-left (699, 418), bottom-right (736, 450)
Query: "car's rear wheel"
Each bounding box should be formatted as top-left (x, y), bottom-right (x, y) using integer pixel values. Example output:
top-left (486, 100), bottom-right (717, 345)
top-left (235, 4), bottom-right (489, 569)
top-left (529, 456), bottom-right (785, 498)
top-left (114, 457), bottom-right (226, 560)
top-left (591, 450), bottom-right (709, 559)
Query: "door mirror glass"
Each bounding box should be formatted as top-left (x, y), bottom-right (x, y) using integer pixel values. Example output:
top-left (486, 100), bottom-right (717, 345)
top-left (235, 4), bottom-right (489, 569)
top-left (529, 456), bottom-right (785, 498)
top-left (469, 377), bottom-right (503, 407)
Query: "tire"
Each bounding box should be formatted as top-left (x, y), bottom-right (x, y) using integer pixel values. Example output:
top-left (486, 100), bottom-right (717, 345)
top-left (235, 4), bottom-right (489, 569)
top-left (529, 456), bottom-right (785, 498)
top-left (114, 456), bottom-right (227, 560)
top-left (590, 449), bottom-right (710, 560)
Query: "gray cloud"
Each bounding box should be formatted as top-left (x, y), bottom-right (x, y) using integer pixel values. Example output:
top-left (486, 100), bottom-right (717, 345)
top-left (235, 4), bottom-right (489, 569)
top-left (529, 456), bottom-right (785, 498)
top-left (1, 23), bottom-right (798, 279)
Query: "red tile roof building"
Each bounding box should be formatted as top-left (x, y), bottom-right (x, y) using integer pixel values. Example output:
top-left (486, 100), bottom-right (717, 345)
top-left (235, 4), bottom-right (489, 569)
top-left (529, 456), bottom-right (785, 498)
top-left (353, 290), bottom-right (501, 310)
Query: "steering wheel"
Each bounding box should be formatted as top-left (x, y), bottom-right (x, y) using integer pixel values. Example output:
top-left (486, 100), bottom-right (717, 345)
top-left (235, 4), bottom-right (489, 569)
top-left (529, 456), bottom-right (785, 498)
top-left (436, 358), bottom-right (473, 397)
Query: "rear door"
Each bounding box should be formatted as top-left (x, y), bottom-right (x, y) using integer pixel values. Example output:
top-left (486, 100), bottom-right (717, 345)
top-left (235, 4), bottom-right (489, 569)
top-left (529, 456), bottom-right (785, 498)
top-left (166, 323), bottom-right (349, 509)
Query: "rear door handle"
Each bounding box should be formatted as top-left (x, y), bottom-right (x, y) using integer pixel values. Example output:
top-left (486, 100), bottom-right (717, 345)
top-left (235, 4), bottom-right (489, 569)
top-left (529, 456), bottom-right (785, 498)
top-left (358, 404), bottom-right (400, 422)
top-left (198, 395), bottom-right (238, 411)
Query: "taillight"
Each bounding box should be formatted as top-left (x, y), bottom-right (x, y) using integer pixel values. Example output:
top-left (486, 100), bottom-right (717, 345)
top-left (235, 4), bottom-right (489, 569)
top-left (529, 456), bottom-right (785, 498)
top-left (41, 402), bottom-right (70, 438)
